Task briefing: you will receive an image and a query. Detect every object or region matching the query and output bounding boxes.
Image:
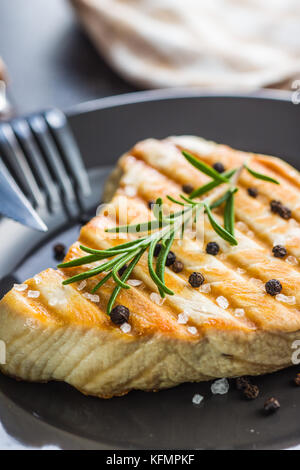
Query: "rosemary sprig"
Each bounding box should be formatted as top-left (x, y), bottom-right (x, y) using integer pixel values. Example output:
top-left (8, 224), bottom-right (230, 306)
top-left (59, 149), bottom-right (280, 315)
top-left (59, 194), bottom-right (236, 312)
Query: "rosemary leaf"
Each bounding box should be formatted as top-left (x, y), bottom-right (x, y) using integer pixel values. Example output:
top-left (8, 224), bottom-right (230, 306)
top-left (61, 266), bottom-right (106, 285)
top-left (111, 250), bottom-right (140, 289)
top-left (80, 239), bottom-right (146, 254)
top-left (167, 195), bottom-right (186, 206)
top-left (182, 150), bottom-right (229, 183)
top-left (224, 191), bottom-right (235, 236)
top-left (62, 253), bottom-right (125, 285)
top-left (189, 169), bottom-right (236, 199)
top-left (106, 219), bottom-right (167, 233)
top-left (58, 253), bottom-right (103, 269)
top-left (204, 203), bottom-right (238, 245)
top-left (80, 241), bottom-right (145, 257)
top-left (179, 194), bottom-right (197, 205)
top-left (245, 165), bottom-right (279, 184)
top-left (92, 271), bottom-right (113, 294)
top-left (148, 238), bottom-right (174, 296)
top-left (156, 230), bottom-right (175, 297)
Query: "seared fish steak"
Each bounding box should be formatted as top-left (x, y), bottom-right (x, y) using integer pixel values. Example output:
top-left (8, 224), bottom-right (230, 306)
top-left (1, 135), bottom-right (300, 398)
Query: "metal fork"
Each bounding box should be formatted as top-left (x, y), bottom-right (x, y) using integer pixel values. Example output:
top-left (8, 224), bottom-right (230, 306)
top-left (0, 108), bottom-right (95, 277)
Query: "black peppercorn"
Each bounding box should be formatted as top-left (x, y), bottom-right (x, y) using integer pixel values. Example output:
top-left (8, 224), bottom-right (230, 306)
top-left (270, 200), bottom-right (282, 214)
top-left (118, 264), bottom-right (128, 277)
top-left (213, 162), bottom-right (225, 173)
top-left (182, 183), bottom-right (194, 194)
top-left (188, 272), bottom-right (205, 288)
top-left (53, 243), bottom-right (66, 261)
top-left (110, 305), bottom-right (130, 325)
top-left (172, 260), bottom-right (184, 273)
top-left (243, 384), bottom-right (259, 400)
top-left (270, 200), bottom-right (292, 220)
top-left (294, 373), bottom-right (300, 386)
top-left (166, 251), bottom-right (176, 266)
top-left (154, 243), bottom-right (162, 257)
top-left (272, 245), bottom-right (287, 258)
top-left (247, 187), bottom-right (258, 198)
top-left (265, 279), bottom-right (282, 296)
top-left (264, 397), bottom-right (280, 413)
top-left (206, 242), bottom-right (220, 256)
top-left (235, 376), bottom-right (251, 391)
top-left (148, 200), bottom-right (155, 210)
top-left (278, 205), bottom-right (292, 220)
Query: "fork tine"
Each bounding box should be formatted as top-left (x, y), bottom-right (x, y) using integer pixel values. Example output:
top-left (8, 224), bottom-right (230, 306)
top-left (12, 118), bottom-right (60, 213)
top-left (0, 122), bottom-right (45, 208)
top-left (45, 109), bottom-right (91, 202)
top-left (28, 114), bottom-right (79, 219)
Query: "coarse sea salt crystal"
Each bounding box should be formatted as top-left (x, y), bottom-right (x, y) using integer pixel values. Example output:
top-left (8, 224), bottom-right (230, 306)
top-left (77, 280), bottom-right (87, 291)
top-left (187, 326), bottom-right (198, 335)
top-left (211, 378), bottom-right (229, 395)
top-left (234, 308), bottom-right (245, 317)
top-left (216, 296), bottom-right (229, 309)
top-left (177, 312), bottom-right (189, 324)
top-left (83, 292), bottom-right (100, 303)
top-left (192, 394), bottom-right (204, 405)
top-left (27, 290), bottom-right (40, 299)
top-left (237, 268), bottom-right (246, 275)
top-left (124, 185), bottom-right (137, 197)
top-left (34, 275), bottom-right (41, 285)
top-left (199, 283), bottom-right (211, 293)
top-left (275, 294), bottom-right (296, 305)
top-left (120, 322), bottom-right (131, 334)
top-left (48, 298), bottom-right (58, 307)
top-left (150, 292), bottom-right (165, 306)
top-left (127, 279), bottom-right (143, 287)
top-left (286, 255), bottom-right (298, 266)
top-left (13, 283), bottom-right (28, 292)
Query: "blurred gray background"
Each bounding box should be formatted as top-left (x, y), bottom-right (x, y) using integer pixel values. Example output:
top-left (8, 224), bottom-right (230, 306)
top-left (0, 0), bottom-right (138, 114)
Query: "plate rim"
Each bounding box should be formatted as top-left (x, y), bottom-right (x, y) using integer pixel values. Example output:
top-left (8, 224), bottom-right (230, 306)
top-left (66, 87), bottom-right (293, 117)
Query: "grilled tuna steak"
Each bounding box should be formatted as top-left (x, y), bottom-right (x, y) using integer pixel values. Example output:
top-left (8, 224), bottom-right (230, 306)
top-left (1, 135), bottom-right (300, 398)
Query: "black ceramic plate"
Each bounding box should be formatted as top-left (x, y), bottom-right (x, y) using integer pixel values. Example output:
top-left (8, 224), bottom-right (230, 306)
top-left (0, 89), bottom-right (300, 450)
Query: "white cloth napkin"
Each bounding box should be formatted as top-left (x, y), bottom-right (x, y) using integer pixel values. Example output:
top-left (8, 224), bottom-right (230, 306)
top-left (70, 0), bottom-right (300, 90)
